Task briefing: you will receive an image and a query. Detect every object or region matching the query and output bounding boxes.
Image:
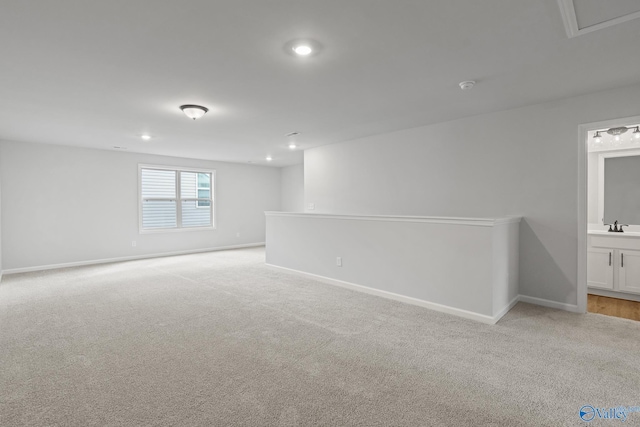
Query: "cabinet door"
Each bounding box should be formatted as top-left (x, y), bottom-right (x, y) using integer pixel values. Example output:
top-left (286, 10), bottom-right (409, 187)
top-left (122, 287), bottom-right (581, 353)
top-left (587, 249), bottom-right (614, 290)
top-left (619, 250), bottom-right (640, 295)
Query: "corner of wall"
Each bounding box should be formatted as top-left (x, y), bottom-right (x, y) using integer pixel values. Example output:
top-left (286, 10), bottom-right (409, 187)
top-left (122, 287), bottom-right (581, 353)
top-left (0, 140), bottom-right (3, 280)
top-left (280, 163), bottom-right (305, 212)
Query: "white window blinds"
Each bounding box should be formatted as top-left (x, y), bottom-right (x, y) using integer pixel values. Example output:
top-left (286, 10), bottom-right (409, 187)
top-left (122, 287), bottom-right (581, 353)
top-left (140, 166), bottom-right (214, 231)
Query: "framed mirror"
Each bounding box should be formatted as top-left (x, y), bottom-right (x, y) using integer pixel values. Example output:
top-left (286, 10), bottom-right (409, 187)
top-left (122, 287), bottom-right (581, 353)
top-left (598, 149), bottom-right (640, 226)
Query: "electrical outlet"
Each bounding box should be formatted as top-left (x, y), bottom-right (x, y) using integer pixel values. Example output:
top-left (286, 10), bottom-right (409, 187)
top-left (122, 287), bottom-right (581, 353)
top-left (308, 203), bottom-right (315, 210)
top-left (336, 257), bottom-right (342, 267)
top-left (132, 241), bottom-right (136, 247)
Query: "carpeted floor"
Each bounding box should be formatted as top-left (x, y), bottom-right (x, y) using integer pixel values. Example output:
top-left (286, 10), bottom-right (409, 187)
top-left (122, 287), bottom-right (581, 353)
top-left (1, 247), bottom-right (639, 426)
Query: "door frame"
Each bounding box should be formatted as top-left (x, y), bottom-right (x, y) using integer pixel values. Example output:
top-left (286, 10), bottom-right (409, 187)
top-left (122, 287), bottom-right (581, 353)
top-left (577, 114), bottom-right (640, 313)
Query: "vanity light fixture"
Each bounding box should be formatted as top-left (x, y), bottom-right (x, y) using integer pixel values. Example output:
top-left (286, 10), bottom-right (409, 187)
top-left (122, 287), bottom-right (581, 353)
top-left (593, 131), bottom-right (602, 143)
top-left (592, 126), bottom-right (639, 143)
top-left (180, 104), bottom-right (209, 120)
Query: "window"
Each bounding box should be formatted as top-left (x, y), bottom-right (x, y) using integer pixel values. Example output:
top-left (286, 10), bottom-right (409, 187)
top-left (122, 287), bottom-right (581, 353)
top-left (196, 173), bottom-right (211, 208)
top-left (139, 165), bottom-right (214, 232)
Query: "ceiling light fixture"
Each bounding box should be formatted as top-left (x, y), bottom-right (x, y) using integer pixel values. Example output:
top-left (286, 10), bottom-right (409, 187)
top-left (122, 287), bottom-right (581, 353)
top-left (459, 80), bottom-right (476, 90)
top-left (180, 104), bottom-right (209, 120)
top-left (293, 45), bottom-right (313, 56)
top-left (285, 39), bottom-right (322, 57)
top-left (266, 156), bottom-right (273, 161)
top-left (141, 134), bottom-right (152, 141)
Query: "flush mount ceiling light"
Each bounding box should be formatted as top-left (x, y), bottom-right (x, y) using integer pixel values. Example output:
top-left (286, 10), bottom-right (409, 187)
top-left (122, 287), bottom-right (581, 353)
top-left (141, 134), bottom-right (152, 141)
top-left (266, 156), bottom-right (273, 162)
top-left (284, 39), bottom-right (322, 57)
top-left (180, 104), bottom-right (209, 120)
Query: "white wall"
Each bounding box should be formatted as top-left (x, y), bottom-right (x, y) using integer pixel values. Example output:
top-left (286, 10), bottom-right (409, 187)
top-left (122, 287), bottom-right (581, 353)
top-left (0, 141), bottom-right (281, 271)
top-left (304, 82), bottom-right (640, 307)
top-left (0, 147), bottom-right (2, 278)
top-left (266, 213), bottom-right (520, 323)
top-left (280, 163), bottom-right (304, 212)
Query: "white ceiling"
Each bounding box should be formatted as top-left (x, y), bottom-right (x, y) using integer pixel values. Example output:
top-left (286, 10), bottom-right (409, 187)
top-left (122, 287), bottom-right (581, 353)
top-left (1, 1), bottom-right (640, 167)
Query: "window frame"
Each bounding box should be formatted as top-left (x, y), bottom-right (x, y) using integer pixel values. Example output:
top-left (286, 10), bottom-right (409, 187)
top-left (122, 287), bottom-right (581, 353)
top-left (196, 173), bottom-right (212, 208)
top-left (138, 164), bottom-right (216, 234)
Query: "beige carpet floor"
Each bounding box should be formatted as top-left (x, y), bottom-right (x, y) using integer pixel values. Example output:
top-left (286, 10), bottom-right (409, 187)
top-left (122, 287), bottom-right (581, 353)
top-left (1, 247), bottom-right (639, 426)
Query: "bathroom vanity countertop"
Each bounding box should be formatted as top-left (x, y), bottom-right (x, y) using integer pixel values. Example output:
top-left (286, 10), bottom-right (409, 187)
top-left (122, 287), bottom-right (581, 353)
top-left (588, 230), bottom-right (640, 238)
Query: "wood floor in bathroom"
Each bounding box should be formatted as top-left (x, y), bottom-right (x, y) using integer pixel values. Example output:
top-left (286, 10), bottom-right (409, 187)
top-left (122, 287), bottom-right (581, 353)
top-left (588, 294), bottom-right (640, 321)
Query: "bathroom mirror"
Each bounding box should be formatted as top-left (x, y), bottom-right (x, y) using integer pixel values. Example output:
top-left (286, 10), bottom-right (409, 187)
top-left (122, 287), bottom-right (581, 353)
top-left (602, 153), bottom-right (640, 225)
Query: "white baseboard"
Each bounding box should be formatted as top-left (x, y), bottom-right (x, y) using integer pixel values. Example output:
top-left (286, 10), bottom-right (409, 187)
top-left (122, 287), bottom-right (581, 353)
top-left (266, 264), bottom-right (507, 324)
top-left (266, 265), bottom-right (586, 323)
top-left (517, 294), bottom-right (581, 313)
top-left (2, 243), bottom-right (265, 275)
top-left (494, 296), bottom-right (520, 321)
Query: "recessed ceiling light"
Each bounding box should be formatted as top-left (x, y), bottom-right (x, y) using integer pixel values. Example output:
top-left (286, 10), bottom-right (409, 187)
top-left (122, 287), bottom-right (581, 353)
top-left (141, 134), bottom-right (152, 141)
top-left (293, 45), bottom-right (313, 56)
top-left (180, 104), bottom-right (209, 120)
top-left (266, 156), bottom-right (273, 161)
top-left (286, 131), bottom-right (299, 149)
top-left (285, 39), bottom-right (322, 57)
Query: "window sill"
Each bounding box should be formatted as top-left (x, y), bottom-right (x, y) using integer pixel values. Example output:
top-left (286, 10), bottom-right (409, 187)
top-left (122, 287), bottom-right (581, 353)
top-left (139, 226), bottom-right (216, 235)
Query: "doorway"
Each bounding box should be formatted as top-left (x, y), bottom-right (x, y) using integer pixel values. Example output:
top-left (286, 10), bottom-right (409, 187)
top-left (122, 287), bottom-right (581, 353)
top-left (580, 116), bottom-right (640, 321)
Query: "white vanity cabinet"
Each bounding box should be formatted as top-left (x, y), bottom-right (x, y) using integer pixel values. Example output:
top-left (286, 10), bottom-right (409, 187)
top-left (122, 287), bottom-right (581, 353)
top-left (587, 248), bottom-right (614, 290)
top-left (618, 249), bottom-right (640, 294)
top-left (588, 232), bottom-right (640, 297)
